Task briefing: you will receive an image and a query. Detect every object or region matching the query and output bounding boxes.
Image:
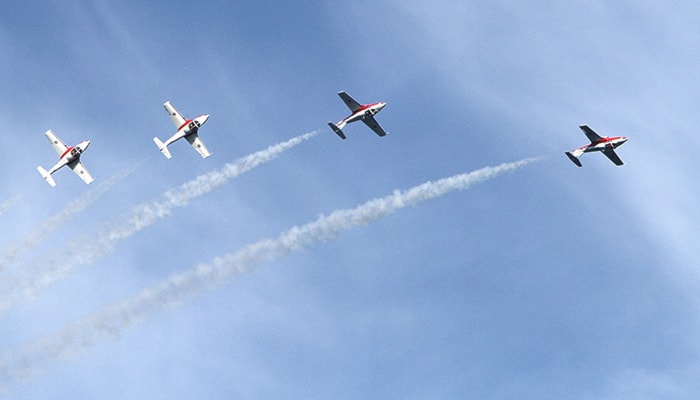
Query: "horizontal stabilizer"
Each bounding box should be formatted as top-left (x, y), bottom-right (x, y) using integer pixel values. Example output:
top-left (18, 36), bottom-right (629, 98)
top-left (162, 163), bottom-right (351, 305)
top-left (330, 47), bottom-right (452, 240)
top-left (565, 152), bottom-right (583, 167)
top-left (328, 122), bottom-right (346, 140)
top-left (153, 137), bottom-right (172, 159)
top-left (37, 166), bottom-right (57, 187)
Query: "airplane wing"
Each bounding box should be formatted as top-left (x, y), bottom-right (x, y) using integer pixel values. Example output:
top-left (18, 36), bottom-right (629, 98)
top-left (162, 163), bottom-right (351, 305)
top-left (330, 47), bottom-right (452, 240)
top-left (67, 160), bottom-right (95, 184)
top-left (362, 116), bottom-right (387, 137)
top-left (338, 91), bottom-right (361, 112)
top-left (44, 130), bottom-right (68, 156)
top-left (164, 101), bottom-right (187, 128)
top-left (185, 133), bottom-right (212, 159)
top-left (602, 149), bottom-right (624, 166)
top-left (579, 125), bottom-right (603, 143)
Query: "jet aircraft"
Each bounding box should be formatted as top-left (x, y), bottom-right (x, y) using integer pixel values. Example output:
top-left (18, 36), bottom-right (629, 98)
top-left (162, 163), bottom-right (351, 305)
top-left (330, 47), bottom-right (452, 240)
top-left (566, 125), bottom-right (628, 167)
top-left (37, 130), bottom-right (93, 187)
top-left (328, 91), bottom-right (387, 139)
top-left (153, 101), bottom-right (211, 159)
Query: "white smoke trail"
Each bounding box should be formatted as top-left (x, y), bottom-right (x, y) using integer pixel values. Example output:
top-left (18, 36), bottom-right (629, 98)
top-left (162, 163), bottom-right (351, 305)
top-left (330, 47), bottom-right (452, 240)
top-left (0, 164), bottom-right (141, 271)
top-left (0, 132), bottom-right (318, 313)
top-left (0, 157), bottom-right (540, 384)
top-left (104, 130), bottom-right (319, 239)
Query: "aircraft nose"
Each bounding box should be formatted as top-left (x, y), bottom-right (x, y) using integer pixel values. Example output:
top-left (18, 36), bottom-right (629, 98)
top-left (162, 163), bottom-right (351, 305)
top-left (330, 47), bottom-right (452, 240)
top-left (201, 114), bottom-right (210, 124)
top-left (83, 140), bottom-right (90, 149)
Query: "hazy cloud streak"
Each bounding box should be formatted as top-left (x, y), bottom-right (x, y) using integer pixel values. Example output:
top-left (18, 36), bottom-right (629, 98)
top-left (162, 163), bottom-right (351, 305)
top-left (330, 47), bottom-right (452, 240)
top-left (0, 157), bottom-right (540, 384)
top-left (0, 194), bottom-right (21, 218)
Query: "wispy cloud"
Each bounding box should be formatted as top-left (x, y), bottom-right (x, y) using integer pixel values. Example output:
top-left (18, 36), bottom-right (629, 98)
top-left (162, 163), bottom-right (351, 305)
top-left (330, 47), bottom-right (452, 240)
top-left (0, 131), bottom-right (318, 313)
top-left (0, 157), bottom-right (540, 384)
top-left (0, 194), bottom-right (22, 219)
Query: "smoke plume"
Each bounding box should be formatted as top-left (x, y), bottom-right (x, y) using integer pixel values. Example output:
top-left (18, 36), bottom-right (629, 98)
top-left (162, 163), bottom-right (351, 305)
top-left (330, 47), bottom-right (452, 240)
top-left (0, 132), bottom-right (318, 313)
top-left (0, 157), bottom-right (540, 384)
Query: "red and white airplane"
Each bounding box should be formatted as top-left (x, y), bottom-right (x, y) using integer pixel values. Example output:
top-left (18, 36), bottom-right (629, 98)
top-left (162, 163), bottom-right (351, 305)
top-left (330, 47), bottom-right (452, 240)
top-left (37, 130), bottom-right (93, 187)
top-left (566, 125), bottom-right (628, 167)
top-left (328, 91), bottom-right (387, 139)
top-left (153, 101), bottom-right (211, 159)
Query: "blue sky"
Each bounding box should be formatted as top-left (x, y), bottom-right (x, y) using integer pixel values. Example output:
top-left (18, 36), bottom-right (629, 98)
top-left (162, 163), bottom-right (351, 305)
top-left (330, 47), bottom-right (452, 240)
top-left (1, 1), bottom-right (700, 398)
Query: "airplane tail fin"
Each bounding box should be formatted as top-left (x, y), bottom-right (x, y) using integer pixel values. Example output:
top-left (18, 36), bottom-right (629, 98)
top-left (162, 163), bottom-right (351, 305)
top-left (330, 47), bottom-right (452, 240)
top-left (328, 122), bottom-right (347, 140)
top-left (37, 166), bottom-right (57, 187)
top-left (565, 151), bottom-right (583, 167)
top-left (153, 137), bottom-right (172, 159)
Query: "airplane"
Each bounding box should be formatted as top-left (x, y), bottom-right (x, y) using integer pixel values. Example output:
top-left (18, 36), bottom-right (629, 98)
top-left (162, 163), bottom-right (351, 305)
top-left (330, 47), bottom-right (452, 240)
top-left (153, 101), bottom-right (211, 159)
top-left (565, 125), bottom-right (629, 167)
top-left (328, 91), bottom-right (387, 139)
top-left (37, 130), bottom-right (94, 187)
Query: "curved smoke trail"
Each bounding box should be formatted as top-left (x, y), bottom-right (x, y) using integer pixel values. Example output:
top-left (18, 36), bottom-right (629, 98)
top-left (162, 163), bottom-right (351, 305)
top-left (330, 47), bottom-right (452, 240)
top-left (0, 157), bottom-right (540, 384)
top-left (0, 131), bottom-right (318, 313)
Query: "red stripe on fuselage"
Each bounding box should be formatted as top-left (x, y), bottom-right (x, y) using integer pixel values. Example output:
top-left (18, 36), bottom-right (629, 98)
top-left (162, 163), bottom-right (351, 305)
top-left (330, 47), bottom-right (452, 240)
top-left (343, 103), bottom-right (381, 122)
top-left (178, 119), bottom-right (193, 131)
top-left (596, 136), bottom-right (623, 144)
top-left (355, 103), bottom-right (381, 113)
top-left (60, 146), bottom-right (74, 159)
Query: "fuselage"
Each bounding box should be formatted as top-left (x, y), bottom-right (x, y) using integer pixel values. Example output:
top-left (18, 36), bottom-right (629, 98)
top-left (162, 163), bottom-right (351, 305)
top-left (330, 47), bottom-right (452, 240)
top-left (339, 102), bottom-right (386, 125)
top-left (162, 114), bottom-right (210, 148)
top-left (175, 114), bottom-right (209, 139)
top-left (578, 136), bottom-right (628, 153)
top-left (52, 140), bottom-right (90, 172)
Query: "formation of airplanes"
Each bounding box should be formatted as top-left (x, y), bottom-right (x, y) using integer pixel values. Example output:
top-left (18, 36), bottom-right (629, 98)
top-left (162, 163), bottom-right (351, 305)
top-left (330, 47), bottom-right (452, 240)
top-left (37, 101), bottom-right (210, 186)
top-left (36, 94), bottom-right (629, 186)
